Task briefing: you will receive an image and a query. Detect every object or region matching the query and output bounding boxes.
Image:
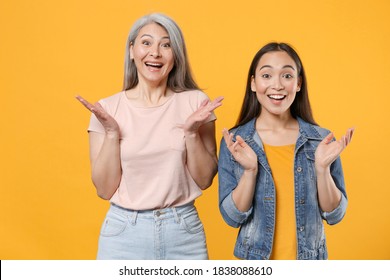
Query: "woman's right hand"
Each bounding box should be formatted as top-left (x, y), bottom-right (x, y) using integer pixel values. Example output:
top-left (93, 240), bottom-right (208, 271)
top-left (223, 128), bottom-right (258, 173)
top-left (76, 95), bottom-right (120, 138)
top-left (223, 128), bottom-right (258, 212)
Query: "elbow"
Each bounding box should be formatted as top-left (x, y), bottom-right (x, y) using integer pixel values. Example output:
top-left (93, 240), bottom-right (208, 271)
top-left (96, 190), bottom-right (114, 200)
top-left (197, 168), bottom-right (218, 190)
top-left (198, 178), bottom-right (213, 190)
top-left (92, 178), bottom-right (117, 200)
top-left (322, 194), bottom-right (348, 225)
top-left (219, 205), bottom-right (241, 228)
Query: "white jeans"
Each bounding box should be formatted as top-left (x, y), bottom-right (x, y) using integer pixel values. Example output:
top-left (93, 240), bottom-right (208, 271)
top-left (96, 202), bottom-right (208, 260)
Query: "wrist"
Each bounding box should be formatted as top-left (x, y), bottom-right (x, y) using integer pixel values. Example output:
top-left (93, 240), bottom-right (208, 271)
top-left (184, 131), bottom-right (199, 139)
top-left (105, 131), bottom-right (120, 140)
top-left (315, 164), bottom-right (330, 175)
top-left (244, 167), bottom-right (258, 176)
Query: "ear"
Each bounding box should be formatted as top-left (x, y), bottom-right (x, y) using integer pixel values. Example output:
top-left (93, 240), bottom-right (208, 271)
top-left (250, 75), bottom-right (256, 92)
top-left (297, 76), bottom-right (302, 92)
top-left (129, 42), bottom-right (134, 60)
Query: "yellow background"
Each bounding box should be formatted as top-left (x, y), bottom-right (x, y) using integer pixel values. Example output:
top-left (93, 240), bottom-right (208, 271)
top-left (1, 0), bottom-right (389, 260)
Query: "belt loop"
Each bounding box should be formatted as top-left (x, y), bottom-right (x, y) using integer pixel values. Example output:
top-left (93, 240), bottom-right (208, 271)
top-left (172, 207), bottom-right (180, 224)
top-left (131, 211), bottom-right (138, 225)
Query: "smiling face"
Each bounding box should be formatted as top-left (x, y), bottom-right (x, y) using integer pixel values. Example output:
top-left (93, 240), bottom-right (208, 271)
top-left (130, 23), bottom-right (174, 86)
top-left (251, 51), bottom-right (302, 119)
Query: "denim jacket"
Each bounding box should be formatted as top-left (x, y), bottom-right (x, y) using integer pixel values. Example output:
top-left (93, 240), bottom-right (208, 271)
top-left (218, 117), bottom-right (347, 260)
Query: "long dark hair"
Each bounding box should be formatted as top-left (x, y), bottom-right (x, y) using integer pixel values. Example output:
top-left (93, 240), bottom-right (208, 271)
top-left (234, 42), bottom-right (317, 128)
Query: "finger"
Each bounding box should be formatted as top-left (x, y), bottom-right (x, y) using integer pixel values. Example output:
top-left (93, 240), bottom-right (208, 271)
top-left (344, 133), bottom-right (351, 146)
top-left (222, 128), bottom-right (229, 140)
top-left (342, 128), bottom-right (354, 147)
top-left (209, 96), bottom-right (224, 109)
top-left (215, 96), bottom-right (224, 102)
top-left (321, 132), bottom-right (334, 145)
top-left (75, 95), bottom-right (94, 111)
top-left (75, 95), bottom-right (91, 107)
top-left (201, 97), bottom-right (224, 114)
top-left (345, 135), bottom-right (349, 147)
top-left (333, 135), bottom-right (345, 149)
top-left (199, 111), bottom-right (211, 120)
top-left (236, 135), bottom-right (248, 148)
top-left (199, 99), bottom-right (209, 109)
top-left (222, 129), bottom-right (233, 146)
top-left (341, 135), bottom-right (347, 149)
top-left (92, 102), bottom-right (106, 113)
top-left (209, 102), bottom-right (222, 112)
top-left (347, 127), bottom-right (355, 143)
top-left (222, 128), bottom-right (229, 137)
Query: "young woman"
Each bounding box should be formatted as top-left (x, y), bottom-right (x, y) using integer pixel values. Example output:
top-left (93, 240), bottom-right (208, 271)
top-left (76, 13), bottom-right (223, 260)
top-left (218, 42), bottom-right (354, 260)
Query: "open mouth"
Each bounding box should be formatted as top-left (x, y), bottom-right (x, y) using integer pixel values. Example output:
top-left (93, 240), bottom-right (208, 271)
top-left (268, 94), bottom-right (286, 101)
top-left (145, 62), bottom-right (163, 69)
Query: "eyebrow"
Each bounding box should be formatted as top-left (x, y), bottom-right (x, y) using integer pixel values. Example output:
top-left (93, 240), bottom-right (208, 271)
top-left (259, 65), bottom-right (296, 71)
top-left (140, 34), bottom-right (170, 40)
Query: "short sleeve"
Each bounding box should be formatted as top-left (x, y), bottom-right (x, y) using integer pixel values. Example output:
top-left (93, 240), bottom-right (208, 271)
top-left (87, 100), bottom-right (106, 134)
top-left (196, 91), bottom-right (216, 123)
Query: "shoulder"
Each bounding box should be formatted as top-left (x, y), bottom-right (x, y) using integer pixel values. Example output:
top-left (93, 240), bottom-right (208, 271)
top-left (230, 119), bottom-right (256, 138)
top-left (97, 91), bottom-right (125, 113)
top-left (174, 90), bottom-right (211, 109)
top-left (297, 117), bottom-right (331, 139)
top-left (175, 89), bottom-right (209, 101)
top-left (98, 91), bottom-right (124, 106)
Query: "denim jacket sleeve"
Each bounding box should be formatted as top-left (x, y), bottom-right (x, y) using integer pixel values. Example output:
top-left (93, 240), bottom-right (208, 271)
top-left (320, 156), bottom-right (348, 225)
top-left (218, 137), bottom-right (253, 228)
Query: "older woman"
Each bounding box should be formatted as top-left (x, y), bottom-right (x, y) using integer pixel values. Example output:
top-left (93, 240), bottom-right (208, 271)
top-left (76, 13), bottom-right (222, 260)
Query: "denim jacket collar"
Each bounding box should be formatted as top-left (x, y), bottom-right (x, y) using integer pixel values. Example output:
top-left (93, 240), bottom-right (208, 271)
top-left (233, 117), bottom-right (323, 148)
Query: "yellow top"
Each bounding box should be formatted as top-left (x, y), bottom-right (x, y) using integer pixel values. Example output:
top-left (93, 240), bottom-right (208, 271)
top-left (263, 143), bottom-right (297, 260)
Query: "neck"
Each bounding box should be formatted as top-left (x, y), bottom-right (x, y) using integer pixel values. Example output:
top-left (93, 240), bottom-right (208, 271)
top-left (255, 111), bottom-right (299, 146)
top-left (130, 81), bottom-right (172, 107)
top-left (256, 111), bottom-right (296, 131)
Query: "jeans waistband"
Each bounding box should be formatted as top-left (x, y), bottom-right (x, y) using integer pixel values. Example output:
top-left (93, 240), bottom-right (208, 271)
top-left (109, 201), bottom-right (195, 223)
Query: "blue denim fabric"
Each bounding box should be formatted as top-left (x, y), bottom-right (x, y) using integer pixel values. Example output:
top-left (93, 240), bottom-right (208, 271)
top-left (97, 202), bottom-right (208, 259)
top-left (218, 117), bottom-right (348, 260)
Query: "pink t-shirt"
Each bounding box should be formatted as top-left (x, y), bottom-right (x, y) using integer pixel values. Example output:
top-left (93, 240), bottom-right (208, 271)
top-left (88, 90), bottom-right (216, 210)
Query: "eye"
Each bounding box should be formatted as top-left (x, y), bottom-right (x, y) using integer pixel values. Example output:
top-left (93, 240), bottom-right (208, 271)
top-left (261, 73), bottom-right (271, 79)
top-left (141, 40), bottom-right (151, 46)
top-left (161, 42), bottom-right (171, 48)
top-left (283, 73), bottom-right (294, 79)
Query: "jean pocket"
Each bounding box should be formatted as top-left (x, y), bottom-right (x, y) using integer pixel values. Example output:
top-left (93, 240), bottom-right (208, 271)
top-left (100, 214), bottom-right (127, 237)
top-left (179, 212), bottom-right (204, 234)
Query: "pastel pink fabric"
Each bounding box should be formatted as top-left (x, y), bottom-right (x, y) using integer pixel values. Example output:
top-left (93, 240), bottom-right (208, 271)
top-left (88, 90), bottom-right (216, 210)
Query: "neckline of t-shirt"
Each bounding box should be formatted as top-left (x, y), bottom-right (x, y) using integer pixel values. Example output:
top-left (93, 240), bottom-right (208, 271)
top-left (122, 90), bottom-right (177, 109)
top-left (263, 143), bottom-right (296, 148)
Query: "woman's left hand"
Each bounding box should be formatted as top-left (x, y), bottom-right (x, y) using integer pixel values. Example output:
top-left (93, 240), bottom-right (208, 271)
top-left (180, 96), bottom-right (224, 136)
top-left (315, 127), bottom-right (355, 170)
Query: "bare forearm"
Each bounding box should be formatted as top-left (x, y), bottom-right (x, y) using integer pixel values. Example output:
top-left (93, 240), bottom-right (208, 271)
top-left (316, 167), bottom-right (342, 212)
top-left (91, 134), bottom-right (122, 200)
top-left (232, 169), bottom-right (257, 212)
top-left (185, 133), bottom-right (217, 189)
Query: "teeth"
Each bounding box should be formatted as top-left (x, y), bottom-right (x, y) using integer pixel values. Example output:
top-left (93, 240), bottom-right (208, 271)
top-left (146, 63), bottom-right (163, 67)
top-left (269, 95), bottom-right (285, 100)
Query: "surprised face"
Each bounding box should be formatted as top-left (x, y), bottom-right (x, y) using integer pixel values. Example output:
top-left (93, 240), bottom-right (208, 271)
top-left (130, 23), bottom-right (174, 87)
top-left (251, 51), bottom-right (302, 118)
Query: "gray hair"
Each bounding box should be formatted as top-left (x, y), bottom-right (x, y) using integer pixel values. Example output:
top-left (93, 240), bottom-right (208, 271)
top-left (123, 13), bottom-right (199, 92)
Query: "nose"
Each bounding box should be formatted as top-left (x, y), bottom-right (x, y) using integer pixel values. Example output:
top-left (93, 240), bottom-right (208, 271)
top-left (272, 77), bottom-right (284, 90)
top-left (150, 44), bottom-right (161, 58)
